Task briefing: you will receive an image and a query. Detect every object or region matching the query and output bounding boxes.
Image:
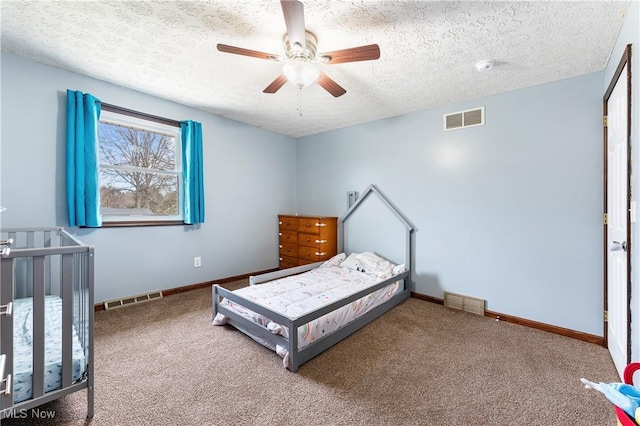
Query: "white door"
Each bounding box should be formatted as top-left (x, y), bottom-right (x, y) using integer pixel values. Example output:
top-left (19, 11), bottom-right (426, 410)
top-left (605, 49), bottom-right (631, 379)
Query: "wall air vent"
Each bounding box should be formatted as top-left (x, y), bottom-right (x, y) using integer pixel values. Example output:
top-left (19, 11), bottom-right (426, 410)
top-left (104, 291), bottom-right (163, 310)
top-left (443, 107), bottom-right (485, 131)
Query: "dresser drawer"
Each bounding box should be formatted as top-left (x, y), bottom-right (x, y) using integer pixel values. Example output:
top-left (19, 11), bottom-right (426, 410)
top-left (298, 245), bottom-right (331, 262)
top-left (279, 242), bottom-right (298, 257)
top-left (298, 218), bottom-right (323, 234)
top-left (279, 216), bottom-right (298, 231)
top-left (298, 233), bottom-right (330, 247)
top-left (279, 256), bottom-right (298, 269)
top-left (279, 230), bottom-right (298, 244)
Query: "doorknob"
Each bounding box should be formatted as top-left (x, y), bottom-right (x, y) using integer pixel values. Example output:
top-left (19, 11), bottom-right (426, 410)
top-left (610, 241), bottom-right (628, 252)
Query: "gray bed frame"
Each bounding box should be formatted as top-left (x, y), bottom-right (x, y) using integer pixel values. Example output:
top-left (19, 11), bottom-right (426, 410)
top-left (213, 185), bottom-right (415, 372)
top-left (0, 228), bottom-right (94, 419)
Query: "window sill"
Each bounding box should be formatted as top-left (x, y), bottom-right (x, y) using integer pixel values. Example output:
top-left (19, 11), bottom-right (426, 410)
top-left (89, 220), bottom-right (186, 228)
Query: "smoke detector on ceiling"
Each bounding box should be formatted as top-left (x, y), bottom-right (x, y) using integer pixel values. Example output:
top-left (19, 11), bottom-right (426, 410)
top-left (475, 59), bottom-right (495, 72)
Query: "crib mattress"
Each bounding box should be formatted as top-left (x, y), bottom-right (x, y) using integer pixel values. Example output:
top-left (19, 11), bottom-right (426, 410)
top-left (12, 296), bottom-right (86, 404)
top-left (213, 265), bottom-right (400, 350)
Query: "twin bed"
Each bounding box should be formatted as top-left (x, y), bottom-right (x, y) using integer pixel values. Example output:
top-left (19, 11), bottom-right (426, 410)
top-left (0, 228), bottom-right (93, 419)
top-left (212, 185), bottom-right (414, 372)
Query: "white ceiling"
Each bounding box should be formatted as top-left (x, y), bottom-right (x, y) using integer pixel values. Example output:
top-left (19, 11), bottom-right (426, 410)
top-left (1, 1), bottom-right (630, 138)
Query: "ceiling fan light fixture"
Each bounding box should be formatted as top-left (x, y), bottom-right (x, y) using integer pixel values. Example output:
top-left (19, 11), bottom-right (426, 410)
top-left (282, 60), bottom-right (320, 88)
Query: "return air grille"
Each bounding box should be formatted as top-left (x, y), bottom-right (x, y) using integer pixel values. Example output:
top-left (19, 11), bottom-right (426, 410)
top-left (443, 291), bottom-right (485, 316)
top-left (443, 107), bottom-right (485, 131)
top-left (104, 291), bottom-right (163, 310)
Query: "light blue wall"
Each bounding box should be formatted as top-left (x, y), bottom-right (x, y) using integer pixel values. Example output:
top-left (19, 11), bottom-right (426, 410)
top-left (604, 1), bottom-right (640, 360)
top-left (3, 7), bottom-right (631, 337)
top-left (0, 53), bottom-right (297, 303)
top-left (296, 72), bottom-right (604, 336)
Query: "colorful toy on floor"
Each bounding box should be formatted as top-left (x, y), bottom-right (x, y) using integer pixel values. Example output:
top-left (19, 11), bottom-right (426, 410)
top-left (581, 378), bottom-right (640, 421)
top-left (581, 362), bottom-right (640, 426)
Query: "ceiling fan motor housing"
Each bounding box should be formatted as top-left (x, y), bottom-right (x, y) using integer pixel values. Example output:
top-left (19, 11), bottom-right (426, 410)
top-left (284, 30), bottom-right (317, 61)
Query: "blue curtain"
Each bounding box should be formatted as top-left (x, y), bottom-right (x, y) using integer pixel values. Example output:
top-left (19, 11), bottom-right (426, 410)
top-left (66, 90), bottom-right (102, 227)
top-left (181, 120), bottom-right (205, 224)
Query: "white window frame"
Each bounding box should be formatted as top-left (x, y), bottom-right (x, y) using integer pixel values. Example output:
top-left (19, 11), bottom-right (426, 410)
top-left (98, 110), bottom-right (183, 223)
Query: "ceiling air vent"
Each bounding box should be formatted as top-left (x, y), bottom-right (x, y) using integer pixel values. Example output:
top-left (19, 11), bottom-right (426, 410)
top-left (443, 107), bottom-right (485, 131)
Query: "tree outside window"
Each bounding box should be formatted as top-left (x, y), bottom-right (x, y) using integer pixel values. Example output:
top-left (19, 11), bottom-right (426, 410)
top-left (98, 111), bottom-right (182, 223)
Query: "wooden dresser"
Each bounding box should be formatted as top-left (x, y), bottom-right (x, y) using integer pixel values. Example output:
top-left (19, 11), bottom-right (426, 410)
top-left (278, 214), bottom-right (338, 269)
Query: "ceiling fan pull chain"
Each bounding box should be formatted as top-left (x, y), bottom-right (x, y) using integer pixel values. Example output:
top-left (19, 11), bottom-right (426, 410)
top-left (297, 86), bottom-right (303, 116)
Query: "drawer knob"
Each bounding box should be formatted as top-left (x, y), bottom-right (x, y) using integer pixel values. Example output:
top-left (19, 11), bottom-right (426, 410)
top-left (315, 223), bottom-right (327, 227)
top-left (279, 245), bottom-right (283, 248)
top-left (279, 233), bottom-right (282, 236)
top-left (315, 252), bottom-right (326, 256)
top-left (315, 239), bottom-right (327, 243)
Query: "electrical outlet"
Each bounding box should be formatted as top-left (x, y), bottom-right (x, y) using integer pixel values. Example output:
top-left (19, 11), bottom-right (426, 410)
top-left (194, 256), bottom-right (201, 268)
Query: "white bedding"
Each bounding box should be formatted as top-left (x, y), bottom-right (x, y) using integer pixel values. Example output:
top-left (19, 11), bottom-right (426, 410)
top-left (213, 264), bottom-right (401, 364)
top-left (12, 296), bottom-right (86, 404)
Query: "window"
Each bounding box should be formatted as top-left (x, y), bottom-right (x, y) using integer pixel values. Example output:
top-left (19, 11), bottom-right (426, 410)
top-left (98, 110), bottom-right (183, 224)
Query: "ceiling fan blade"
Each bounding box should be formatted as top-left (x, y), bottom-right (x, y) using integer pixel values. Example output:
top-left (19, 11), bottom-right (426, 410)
top-left (317, 73), bottom-right (346, 98)
top-left (263, 74), bottom-right (288, 94)
top-left (217, 44), bottom-right (280, 61)
top-left (318, 44), bottom-right (381, 64)
top-left (281, 0), bottom-right (306, 49)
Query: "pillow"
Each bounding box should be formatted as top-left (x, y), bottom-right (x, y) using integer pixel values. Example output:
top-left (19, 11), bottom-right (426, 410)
top-left (392, 263), bottom-right (406, 275)
top-left (339, 252), bottom-right (367, 272)
top-left (318, 252), bottom-right (346, 268)
top-left (355, 251), bottom-right (397, 279)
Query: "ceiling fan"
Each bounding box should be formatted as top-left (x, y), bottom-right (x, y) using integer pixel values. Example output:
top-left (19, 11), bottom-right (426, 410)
top-left (216, 0), bottom-right (380, 98)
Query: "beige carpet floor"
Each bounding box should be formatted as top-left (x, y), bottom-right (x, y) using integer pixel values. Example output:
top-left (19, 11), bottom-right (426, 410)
top-left (2, 279), bottom-right (621, 425)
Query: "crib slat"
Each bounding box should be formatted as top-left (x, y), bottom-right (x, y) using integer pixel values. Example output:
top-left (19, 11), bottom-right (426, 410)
top-left (43, 231), bottom-right (51, 248)
top-left (32, 255), bottom-right (46, 399)
top-left (0, 258), bottom-right (14, 411)
top-left (87, 249), bottom-right (95, 418)
top-left (61, 253), bottom-right (73, 388)
top-left (26, 231), bottom-right (34, 249)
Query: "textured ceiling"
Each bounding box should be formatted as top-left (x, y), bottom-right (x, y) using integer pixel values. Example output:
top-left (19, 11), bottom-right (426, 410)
top-left (1, 1), bottom-right (630, 138)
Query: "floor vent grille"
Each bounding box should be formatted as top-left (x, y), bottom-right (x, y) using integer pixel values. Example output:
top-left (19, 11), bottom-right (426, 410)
top-left (443, 291), bottom-right (485, 316)
top-left (104, 291), bottom-right (163, 310)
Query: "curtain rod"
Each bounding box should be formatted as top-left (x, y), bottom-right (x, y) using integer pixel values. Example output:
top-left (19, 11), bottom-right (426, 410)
top-left (100, 102), bottom-right (182, 128)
